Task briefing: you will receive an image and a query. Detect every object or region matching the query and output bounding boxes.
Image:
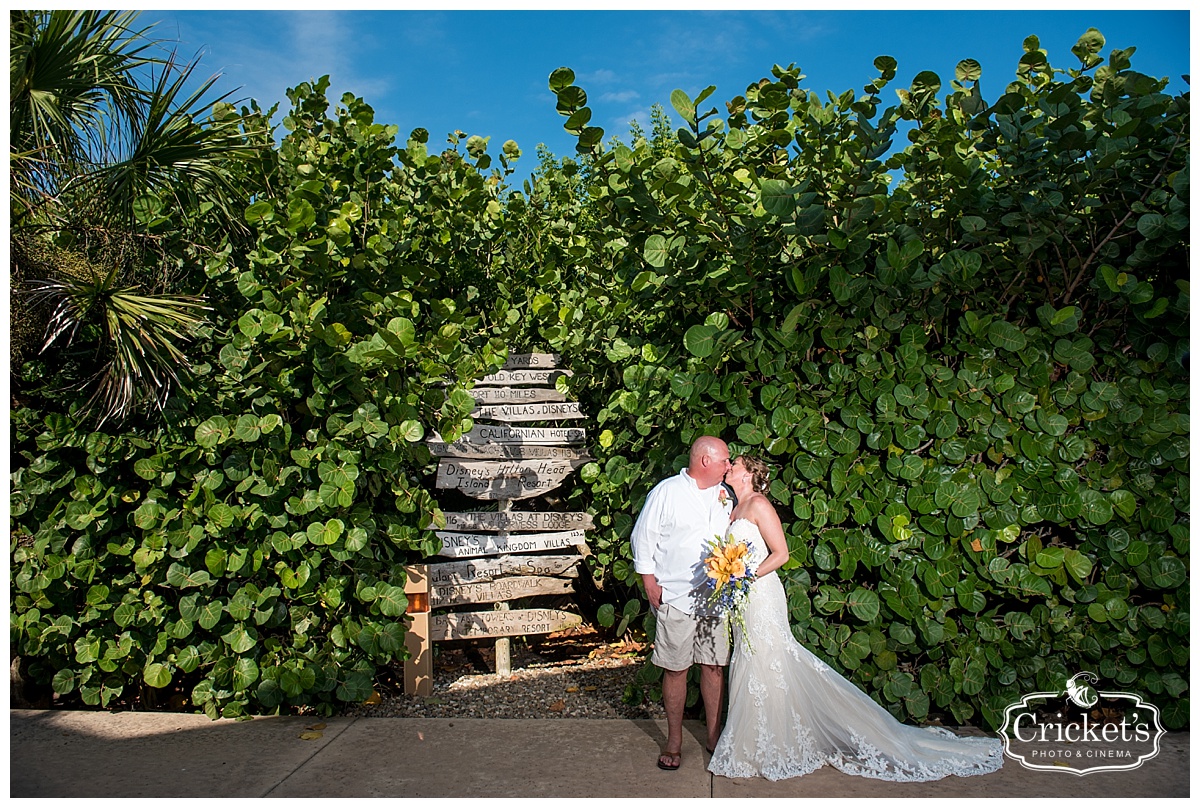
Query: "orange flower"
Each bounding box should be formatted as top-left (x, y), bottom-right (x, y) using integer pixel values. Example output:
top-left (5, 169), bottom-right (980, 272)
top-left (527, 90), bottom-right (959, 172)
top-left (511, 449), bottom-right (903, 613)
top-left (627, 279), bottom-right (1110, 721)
top-left (705, 540), bottom-right (749, 588)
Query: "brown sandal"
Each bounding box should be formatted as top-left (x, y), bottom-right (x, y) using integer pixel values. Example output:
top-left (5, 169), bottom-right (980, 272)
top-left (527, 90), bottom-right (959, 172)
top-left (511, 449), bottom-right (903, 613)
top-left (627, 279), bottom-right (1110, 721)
top-left (657, 752), bottom-right (681, 771)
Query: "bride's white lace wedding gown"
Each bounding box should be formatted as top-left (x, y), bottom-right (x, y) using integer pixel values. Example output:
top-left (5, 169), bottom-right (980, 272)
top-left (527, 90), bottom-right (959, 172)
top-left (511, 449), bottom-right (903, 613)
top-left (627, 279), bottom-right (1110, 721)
top-left (708, 519), bottom-right (1004, 782)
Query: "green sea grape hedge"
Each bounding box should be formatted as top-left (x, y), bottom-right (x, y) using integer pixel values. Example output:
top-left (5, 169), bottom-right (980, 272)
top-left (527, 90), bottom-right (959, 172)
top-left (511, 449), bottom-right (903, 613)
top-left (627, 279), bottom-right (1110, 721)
top-left (10, 30), bottom-right (1189, 728)
top-left (531, 31), bottom-right (1189, 729)
top-left (10, 78), bottom-right (533, 717)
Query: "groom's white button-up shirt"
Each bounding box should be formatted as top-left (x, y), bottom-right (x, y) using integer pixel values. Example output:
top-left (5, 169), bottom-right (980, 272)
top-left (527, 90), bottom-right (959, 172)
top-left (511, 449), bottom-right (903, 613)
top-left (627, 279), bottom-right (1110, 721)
top-left (631, 468), bottom-right (733, 615)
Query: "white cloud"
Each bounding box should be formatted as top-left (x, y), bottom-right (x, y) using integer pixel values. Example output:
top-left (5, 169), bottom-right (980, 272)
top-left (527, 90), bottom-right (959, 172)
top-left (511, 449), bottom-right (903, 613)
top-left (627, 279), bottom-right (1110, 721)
top-left (610, 107), bottom-right (652, 136)
top-left (577, 68), bottom-right (619, 85)
top-left (185, 11), bottom-right (391, 116)
top-left (600, 90), bottom-right (641, 103)
top-left (280, 11), bottom-right (391, 101)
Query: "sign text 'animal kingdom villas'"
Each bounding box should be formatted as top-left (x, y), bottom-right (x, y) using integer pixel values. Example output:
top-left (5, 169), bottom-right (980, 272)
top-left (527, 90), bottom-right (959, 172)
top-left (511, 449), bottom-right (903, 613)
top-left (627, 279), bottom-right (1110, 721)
top-left (402, 354), bottom-right (593, 696)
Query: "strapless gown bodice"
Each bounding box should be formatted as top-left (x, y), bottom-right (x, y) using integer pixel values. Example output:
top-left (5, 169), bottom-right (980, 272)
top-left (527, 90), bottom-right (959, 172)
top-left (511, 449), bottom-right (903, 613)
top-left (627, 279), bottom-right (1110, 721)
top-left (728, 518), bottom-right (769, 570)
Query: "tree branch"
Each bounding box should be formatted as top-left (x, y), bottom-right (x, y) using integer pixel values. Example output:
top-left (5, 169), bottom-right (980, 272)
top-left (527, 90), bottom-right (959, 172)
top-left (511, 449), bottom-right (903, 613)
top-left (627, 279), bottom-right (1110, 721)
top-left (1062, 127), bottom-right (1186, 305)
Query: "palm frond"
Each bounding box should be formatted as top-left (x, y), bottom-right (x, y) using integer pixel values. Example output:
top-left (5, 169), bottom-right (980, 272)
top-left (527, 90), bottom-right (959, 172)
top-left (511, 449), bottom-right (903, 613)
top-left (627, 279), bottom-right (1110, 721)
top-left (11, 9), bottom-right (251, 423)
top-left (10, 10), bottom-right (159, 217)
top-left (94, 53), bottom-right (257, 229)
top-left (10, 10), bottom-right (260, 233)
top-left (25, 271), bottom-right (210, 425)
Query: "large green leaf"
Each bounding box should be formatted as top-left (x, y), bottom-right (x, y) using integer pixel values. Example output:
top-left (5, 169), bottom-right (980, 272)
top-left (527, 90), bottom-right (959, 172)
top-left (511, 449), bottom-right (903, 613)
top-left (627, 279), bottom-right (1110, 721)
top-left (760, 180), bottom-right (796, 218)
top-left (222, 625), bottom-right (257, 654)
top-left (987, 320), bottom-right (1028, 352)
top-left (670, 88), bottom-right (696, 123)
top-left (143, 662), bottom-right (172, 689)
top-left (286, 198), bottom-right (316, 232)
top-left (548, 66), bottom-right (575, 91)
top-left (376, 584), bottom-right (408, 617)
top-left (166, 564), bottom-right (212, 589)
top-left (683, 324), bottom-right (719, 358)
top-left (643, 235), bottom-right (668, 268)
top-left (395, 420), bottom-right (424, 442)
top-left (846, 588), bottom-right (880, 622)
top-left (195, 416), bottom-right (231, 449)
top-left (956, 59), bottom-right (982, 82)
top-left (736, 422), bottom-right (768, 446)
top-left (232, 657), bottom-right (259, 691)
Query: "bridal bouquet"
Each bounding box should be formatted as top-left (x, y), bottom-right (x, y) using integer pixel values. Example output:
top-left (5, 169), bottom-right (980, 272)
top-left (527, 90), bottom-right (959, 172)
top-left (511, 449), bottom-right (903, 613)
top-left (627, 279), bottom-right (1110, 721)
top-left (702, 533), bottom-right (756, 650)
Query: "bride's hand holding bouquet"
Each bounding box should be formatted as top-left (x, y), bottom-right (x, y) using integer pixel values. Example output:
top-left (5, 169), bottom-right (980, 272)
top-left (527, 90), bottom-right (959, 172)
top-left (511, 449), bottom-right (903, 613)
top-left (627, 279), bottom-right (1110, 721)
top-left (702, 532), bottom-right (756, 646)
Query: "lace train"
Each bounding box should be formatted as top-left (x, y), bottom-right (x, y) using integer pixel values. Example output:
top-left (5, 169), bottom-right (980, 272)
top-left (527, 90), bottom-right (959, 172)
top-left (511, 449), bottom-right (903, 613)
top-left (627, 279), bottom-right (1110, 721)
top-left (708, 520), bottom-right (1004, 782)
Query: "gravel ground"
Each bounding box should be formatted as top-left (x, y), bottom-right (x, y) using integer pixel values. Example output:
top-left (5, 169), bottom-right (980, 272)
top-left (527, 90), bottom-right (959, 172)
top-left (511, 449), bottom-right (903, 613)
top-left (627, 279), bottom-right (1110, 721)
top-left (343, 626), bottom-right (666, 720)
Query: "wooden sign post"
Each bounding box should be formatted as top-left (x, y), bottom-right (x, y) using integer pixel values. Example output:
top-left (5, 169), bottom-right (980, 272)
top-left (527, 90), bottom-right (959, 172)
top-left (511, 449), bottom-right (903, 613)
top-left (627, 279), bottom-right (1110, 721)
top-left (403, 564), bottom-right (432, 697)
top-left (493, 497), bottom-right (513, 676)
top-left (404, 353), bottom-right (594, 694)
top-left (426, 554), bottom-right (582, 584)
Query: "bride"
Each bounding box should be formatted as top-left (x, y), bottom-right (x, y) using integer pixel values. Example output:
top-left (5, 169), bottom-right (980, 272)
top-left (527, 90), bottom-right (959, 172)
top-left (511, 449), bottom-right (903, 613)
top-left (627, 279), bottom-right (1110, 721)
top-left (707, 455), bottom-right (1004, 782)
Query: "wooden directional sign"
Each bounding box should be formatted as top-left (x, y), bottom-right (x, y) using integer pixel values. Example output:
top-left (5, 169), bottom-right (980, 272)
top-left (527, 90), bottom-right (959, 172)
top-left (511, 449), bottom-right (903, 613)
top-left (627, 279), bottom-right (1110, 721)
top-left (408, 349), bottom-right (591, 692)
top-left (435, 458), bottom-right (588, 500)
top-left (441, 511), bottom-right (594, 533)
top-left (427, 441), bottom-right (591, 461)
top-left (502, 353), bottom-right (560, 369)
top-left (473, 401), bottom-right (584, 422)
top-left (468, 387), bottom-right (568, 405)
top-left (426, 554), bottom-right (581, 585)
top-left (430, 575), bottom-right (575, 607)
top-left (435, 425), bottom-right (586, 446)
top-left (476, 368), bottom-right (573, 386)
top-left (435, 529), bottom-right (588, 558)
top-left (431, 608), bottom-right (582, 641)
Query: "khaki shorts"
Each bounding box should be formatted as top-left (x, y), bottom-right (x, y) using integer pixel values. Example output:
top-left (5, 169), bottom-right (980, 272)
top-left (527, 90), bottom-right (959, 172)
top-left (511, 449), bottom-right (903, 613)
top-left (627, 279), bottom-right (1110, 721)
top-left (651, 603), bottom-right (730, 671)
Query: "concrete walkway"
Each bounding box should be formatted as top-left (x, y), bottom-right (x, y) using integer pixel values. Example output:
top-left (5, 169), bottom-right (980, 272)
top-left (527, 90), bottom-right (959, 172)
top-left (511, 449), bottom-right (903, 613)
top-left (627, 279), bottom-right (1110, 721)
top-left (10, 710), bottom-right (1189, 798)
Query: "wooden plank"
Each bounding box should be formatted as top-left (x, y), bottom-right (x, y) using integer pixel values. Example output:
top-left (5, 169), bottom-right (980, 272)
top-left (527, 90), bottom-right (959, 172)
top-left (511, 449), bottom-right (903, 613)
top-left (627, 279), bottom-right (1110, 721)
top-left (436, 474), bottom-right (567, 500)
top-left (441, 511), bottom-right (594, 533)
top-left (426, 554), bottom-right (581, 585)
top-left (476, 368), bottom-right (573, 386)
top-left (502, 353), bottom-right (560, 369)
top-left (434, 529), bottom-right (588, 558)
top-left (426, 441), bottom-right (591, 461)
top-left (435, 458), bottom-right (587, 500)
top-left (431, 608), bottom-right (582, 641)
top-left (467, 387), bottom-right (568, 405)
top-left (430, 575), bottom-right (575, 607)
top-left (473, 402), bottom-right (584, 422)
top-left (432, 425), bottom-right (587, 446)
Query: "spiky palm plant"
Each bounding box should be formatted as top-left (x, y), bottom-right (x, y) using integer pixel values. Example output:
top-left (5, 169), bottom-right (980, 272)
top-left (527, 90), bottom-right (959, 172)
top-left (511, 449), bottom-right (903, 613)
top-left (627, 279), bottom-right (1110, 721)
top-left (10, 10), bottom-right (153, 225)
top-left (27, 270), bottom-right (210, 426)
top-left (10, 10), bottom-right (260, 423)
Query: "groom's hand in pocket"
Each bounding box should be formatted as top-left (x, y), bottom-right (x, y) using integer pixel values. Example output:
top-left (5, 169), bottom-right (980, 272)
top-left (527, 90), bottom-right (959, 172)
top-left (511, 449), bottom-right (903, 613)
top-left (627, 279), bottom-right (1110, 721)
top-left (642, 573), bottom-right (663, 611)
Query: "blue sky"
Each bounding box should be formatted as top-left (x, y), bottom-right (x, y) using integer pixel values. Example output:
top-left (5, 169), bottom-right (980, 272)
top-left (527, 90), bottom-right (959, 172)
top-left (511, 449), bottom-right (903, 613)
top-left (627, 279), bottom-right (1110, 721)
top-left (148, 9), bottom-right (1190, 177)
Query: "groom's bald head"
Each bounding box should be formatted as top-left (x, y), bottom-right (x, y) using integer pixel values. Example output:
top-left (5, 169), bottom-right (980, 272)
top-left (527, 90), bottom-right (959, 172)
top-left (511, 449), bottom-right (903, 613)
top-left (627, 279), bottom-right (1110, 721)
top-left (688, 436), bottom-right (731, 489)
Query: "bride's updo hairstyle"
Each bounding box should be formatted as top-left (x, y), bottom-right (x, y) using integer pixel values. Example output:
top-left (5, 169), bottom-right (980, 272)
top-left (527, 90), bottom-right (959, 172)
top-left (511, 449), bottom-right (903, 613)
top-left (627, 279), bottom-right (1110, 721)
top-left (739, 455), bottom-right (771, 496)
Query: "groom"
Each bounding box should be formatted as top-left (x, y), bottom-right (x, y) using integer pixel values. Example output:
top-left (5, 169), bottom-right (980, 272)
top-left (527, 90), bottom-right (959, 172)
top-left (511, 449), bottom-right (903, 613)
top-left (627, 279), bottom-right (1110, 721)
top-left (631, 435), bottom-right (734, 771)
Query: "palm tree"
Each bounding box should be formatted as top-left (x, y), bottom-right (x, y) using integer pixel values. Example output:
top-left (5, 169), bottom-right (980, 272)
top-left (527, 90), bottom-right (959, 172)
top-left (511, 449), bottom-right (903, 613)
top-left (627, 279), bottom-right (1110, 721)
top-left (10, 10), bottom-right (261, 424)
